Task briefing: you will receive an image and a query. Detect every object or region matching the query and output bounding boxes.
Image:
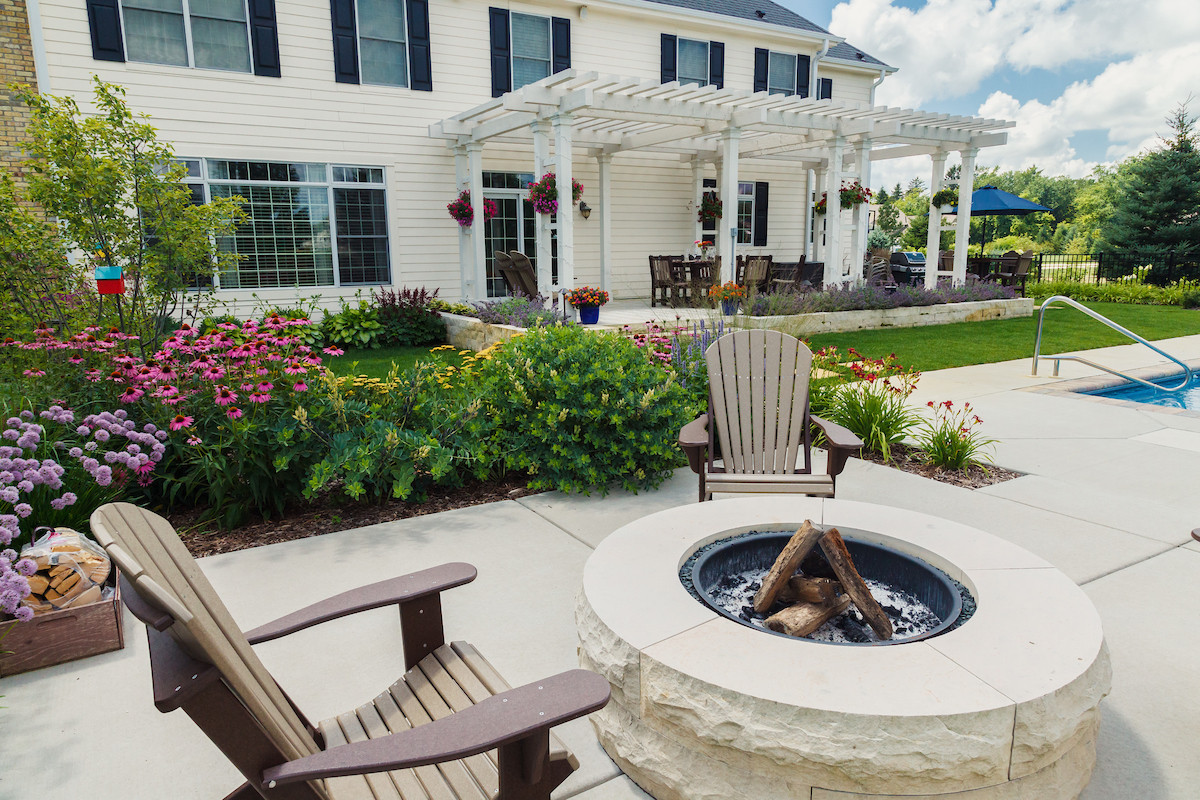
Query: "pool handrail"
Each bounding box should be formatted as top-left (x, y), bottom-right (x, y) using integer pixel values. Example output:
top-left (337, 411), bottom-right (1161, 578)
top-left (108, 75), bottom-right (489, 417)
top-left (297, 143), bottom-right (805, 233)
top-left (1031, 295), bottom-right (1194, 391)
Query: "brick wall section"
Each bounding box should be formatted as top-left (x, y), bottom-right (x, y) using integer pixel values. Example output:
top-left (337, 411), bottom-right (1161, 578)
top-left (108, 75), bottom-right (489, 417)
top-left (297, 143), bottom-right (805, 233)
top-left (0, 0), bottom-right (37, 178)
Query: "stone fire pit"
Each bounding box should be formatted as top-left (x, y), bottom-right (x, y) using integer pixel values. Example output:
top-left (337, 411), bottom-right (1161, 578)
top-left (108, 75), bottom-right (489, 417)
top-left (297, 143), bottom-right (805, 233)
top-left (576, 497), bottom-right (1111, 799)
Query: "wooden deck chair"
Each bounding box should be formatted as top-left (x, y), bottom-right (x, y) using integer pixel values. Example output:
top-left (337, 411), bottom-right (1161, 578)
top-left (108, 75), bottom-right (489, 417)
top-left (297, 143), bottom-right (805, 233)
top-left (507, 252), bottom-right (539, 298)
top-left (89, 503), bottom-right (609, 800)
top-left (678, 331), bottom-right (863, 502)
top-left (493, 251), bottom-right (522, 297)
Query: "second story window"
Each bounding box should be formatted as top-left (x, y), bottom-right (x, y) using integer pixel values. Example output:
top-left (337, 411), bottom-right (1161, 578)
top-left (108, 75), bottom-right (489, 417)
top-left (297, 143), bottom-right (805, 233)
top-left (489, 8), bottom-right (570, 97)
top-left (660, 34), bottom-right (723, 89)
top-left (357, 0), bottom-right (408, 86)
top-left (511, 12), bottom-right (550, 89)
top-left (754, 49), bottom-right (811, 98)
top-left (121, 0), bottom-right (251, 72)
top-left (768, 52), bottom-right (796, 95)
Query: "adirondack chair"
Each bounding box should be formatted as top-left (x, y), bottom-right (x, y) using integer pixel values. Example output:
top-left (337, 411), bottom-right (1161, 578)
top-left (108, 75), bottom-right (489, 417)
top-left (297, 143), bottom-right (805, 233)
top-left (678, 330), bottom-right (863, 502)
top-left (89, 503), bottom-right (609, 800)
top-left (493, 251), bottom-right (524, 297)
top-left (507, 252), bottom-right (540, 298)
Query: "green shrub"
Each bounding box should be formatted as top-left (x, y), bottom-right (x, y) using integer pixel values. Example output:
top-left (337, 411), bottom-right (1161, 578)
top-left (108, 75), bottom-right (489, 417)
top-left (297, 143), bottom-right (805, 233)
top-left (1182, 289), bottom-right (1200, 309)
top-left (914, 400), bottom-right (995, 470)
top-left (322, 300), bottom-right (383, 349)
top-left (866, 228), bottom-right (893, 250)
top-left (470, 326), bottom-right (690, 493)
top-left (430, 298), bottom-right (474, 316)
top-left (375, 287), bottom-right (446, 347)
top-left (824, 355), bottom-right (920, 462)
top-left (1027, 279), bottom-right (1200, 306)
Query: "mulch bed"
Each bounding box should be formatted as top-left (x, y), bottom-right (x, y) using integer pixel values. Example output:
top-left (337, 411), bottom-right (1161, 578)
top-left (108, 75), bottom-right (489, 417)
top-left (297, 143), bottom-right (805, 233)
top-left (858, 444), bottom-right (1022, 489)
top-left (172, 475), bottom-right (531, 557)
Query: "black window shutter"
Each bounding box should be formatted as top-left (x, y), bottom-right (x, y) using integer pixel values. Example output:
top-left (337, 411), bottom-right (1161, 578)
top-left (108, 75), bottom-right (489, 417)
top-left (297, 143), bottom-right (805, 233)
top-left (753, 181), bottom-right (769, 247)
top-left (551, 17), bottom-right (570, 73)
top-left (708, 41), bottom-right (724, 88)
top-left (406, 0), bottom-right (432, 90)
top-left (660, 33), bottom-right (676, 83)
top-left (818, 77), bottom-right (833, 100)
top-left (86, 0), bottom-right (125, 62)
top-left (248, 0), bottom-right (280, 77)
top-left (330, 0), bottom-right (359, 83)
top-left (489, 8), bottom-right (511, 97)
top-left (753, 48), bottom-right (768, 92)
top-left (702, 178), bottom-right (716, 234)
top-left (797, 54), bottom-right (811, 98)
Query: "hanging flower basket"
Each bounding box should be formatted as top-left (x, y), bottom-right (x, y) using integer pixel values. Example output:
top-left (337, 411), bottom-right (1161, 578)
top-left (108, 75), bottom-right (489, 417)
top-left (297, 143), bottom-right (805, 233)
top-left (446, 190), bottom-right (498, 228)
top-left (528, 173), bottom-right (584, 215)
top-left (698, 191), bottom-right (723, 223)
top-left (815, 181), bottom-right (873, 215)
top-left (931, 188), bottom-right (959, 209)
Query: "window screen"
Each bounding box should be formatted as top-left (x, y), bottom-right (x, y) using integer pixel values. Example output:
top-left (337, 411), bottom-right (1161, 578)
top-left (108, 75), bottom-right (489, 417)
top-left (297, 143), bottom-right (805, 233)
top-left (122, 0), bottom-right (188, 66)
top-left (511, 13), bottom-right (550, 89)
top-left (768, 52), bottom-right (796, 96)
top-left (358, 0), bottom-right (408, 86)
top-left (677, 38), bottom-right (708, 86)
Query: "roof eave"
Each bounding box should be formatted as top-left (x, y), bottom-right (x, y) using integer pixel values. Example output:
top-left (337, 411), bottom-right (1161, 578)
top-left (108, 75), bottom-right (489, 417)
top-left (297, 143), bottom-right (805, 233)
top-left (822, 57), bottom-right (897, 74)
top-left (579, 0), bottom-right (843, 47)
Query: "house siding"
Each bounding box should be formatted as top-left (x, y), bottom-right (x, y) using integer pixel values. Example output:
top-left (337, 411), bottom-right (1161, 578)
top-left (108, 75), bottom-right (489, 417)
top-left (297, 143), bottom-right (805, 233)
top-left (32, 0), bottom-right (881, 309)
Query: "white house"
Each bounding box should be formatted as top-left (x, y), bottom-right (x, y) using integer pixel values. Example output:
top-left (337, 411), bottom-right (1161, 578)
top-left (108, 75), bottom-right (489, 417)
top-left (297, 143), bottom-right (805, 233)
top-left (20, 0), bottom-right (1011, 311)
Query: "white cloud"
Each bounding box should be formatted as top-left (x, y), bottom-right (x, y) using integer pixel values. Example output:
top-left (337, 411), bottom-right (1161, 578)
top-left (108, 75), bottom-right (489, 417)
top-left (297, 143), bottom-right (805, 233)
top-left (827, 1), bottom-right (1200, 187)
top-left (830, 0), bottom-right (1200, 108)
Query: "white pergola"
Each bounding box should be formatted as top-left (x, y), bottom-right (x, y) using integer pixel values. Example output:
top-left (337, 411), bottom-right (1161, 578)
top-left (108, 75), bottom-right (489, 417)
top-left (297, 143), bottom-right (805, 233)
top-left (430, 70), bottom-right (1014, 301)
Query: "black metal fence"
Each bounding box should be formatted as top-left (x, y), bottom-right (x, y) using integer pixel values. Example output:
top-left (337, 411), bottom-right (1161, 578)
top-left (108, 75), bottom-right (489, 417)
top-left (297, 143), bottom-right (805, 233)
top-left (1034, 252), bottom-right (1200, 286)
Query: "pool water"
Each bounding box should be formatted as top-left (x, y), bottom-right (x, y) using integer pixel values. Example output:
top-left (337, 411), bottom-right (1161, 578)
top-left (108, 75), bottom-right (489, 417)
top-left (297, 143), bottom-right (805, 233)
top-left (1089, 373), bottom-right (1200, 410)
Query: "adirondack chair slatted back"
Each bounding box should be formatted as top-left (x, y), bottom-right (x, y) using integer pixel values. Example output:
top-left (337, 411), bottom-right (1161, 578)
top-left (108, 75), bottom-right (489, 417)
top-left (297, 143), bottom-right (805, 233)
top-left (705, 330), bottom-right (813, 476)
top-left (90, 503), bottom-right (322, 770)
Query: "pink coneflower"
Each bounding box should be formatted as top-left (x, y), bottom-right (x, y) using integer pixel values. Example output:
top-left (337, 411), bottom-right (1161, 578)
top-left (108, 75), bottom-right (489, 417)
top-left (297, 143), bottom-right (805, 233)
top-left (255, 367), bottom-right (269, 377)
top-left (120, 387), bottom-right (145, 403)
top-left (247, 391), bottom-right (270, 404)
top-left (161, 396), bottom-right (184, 406)
top-left (323, 346), bottom-right (344, 356)
top-left (68, 356), bottom-right (84, 364)
top-left (284, 361), bottom-right (306, 375)
top-left (214, 387), bottom-right (238, 406)
top-left (225, 406), bottom-right (243, 420)
top-left (22, 369), bottom-right (46, 377)
top-left (186, 435), bottom-right (202, 446)
top-left (257, 381), bottom-right (274, 392)
top-left (292, 381), bottom-right (308, 392)
top-left (156, 385), bottom-right (180, 397)
top-left (169, 414), bottom-right (194, 431)
top-left (201, 367), bottom-right (226, 380)
top-left (240, 382), bottom-right (256, 392)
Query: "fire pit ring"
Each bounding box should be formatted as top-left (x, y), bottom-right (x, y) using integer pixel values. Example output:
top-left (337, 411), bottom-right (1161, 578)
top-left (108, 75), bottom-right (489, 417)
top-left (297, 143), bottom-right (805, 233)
top-left (577, 497), bottom-right (1111, 800)
top-left (686, 531), bottom-right (964, 645)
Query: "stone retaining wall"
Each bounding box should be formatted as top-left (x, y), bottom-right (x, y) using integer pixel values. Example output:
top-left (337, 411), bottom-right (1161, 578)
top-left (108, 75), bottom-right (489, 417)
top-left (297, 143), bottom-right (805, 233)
top-left (742, 297), bottom-right (1033, 335)
top-left (442, 312), bottom-right (525, 352)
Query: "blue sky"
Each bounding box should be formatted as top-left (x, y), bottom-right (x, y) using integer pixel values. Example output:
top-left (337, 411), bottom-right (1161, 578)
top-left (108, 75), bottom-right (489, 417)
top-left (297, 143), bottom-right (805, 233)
top-left (776, 0), bottom-right (1199, 189)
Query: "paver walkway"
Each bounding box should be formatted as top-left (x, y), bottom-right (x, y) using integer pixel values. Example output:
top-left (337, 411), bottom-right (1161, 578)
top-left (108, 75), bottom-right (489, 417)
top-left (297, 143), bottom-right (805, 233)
top-left (2, 336), bottom-right (1198, 799)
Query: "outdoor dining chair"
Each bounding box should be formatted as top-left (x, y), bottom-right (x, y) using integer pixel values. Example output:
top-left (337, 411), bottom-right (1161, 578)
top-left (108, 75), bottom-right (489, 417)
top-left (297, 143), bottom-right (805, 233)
top-left (741, 256), bottom-right (772, 294)
top-left (770, 255), bottom-right (805, 293)
top-left (89, 502), bottom-right (609, 800)
top-left (678, 330), bottom-right (863, 502)
top-left (649, 255), bottom-right (689, 307)
top-left (996, 250), bottom-right (1033, 295)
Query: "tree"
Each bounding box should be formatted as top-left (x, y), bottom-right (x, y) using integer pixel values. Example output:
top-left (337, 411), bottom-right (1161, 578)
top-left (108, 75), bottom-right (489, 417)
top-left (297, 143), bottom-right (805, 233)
top-left (875, 185), bottom-right (890, 204)
top-left (1, 78), bottom-right (245, 349)
top-left (1104, 102), bottom-right (1200, 255)
top-left (876, 202), bottom-right (905, 242)
top-left (905, 177), bottom-right (926, 195)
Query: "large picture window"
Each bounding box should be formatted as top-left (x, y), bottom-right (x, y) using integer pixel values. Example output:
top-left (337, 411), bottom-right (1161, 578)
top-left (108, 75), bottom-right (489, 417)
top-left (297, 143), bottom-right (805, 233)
top-left (121, 0), bottom-right (252, 72)
top-left (187, 159), bottom-right (389, 290)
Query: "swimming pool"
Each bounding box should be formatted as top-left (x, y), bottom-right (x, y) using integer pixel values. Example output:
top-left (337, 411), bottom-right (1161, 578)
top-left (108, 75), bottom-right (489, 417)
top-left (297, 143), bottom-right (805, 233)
top-left (1089, 372), bottom-right (1200, 410)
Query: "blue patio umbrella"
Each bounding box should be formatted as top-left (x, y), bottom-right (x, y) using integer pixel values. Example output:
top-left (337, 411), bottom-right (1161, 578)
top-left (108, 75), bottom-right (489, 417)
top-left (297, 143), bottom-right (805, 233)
top-left (948, 185), bottom-right (1051, 250)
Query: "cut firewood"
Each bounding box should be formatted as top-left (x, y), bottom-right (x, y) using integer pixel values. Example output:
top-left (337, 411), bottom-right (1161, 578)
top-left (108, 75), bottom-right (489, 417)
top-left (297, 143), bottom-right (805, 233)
top-left (765, 595), bottom-right (851, 637)
top-left (26, 574), bottom-right (50, 595)
top-left (819, 528), bottom-right (893, 640)
top-left (779, 576), bottom-right (842, 605)
top-left (753, 520), bottom-right (825, 614)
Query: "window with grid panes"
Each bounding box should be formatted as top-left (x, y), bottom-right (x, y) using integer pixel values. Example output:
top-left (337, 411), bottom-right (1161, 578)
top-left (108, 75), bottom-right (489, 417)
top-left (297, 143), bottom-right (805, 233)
top-left (511, 13), bottom-right (551, 89)
top-left (737, 182), bottom-right (754, 245)
top-left (677, 38), bottom-right (709, 86)
top-left (768, 52), bottom-right (797, 95)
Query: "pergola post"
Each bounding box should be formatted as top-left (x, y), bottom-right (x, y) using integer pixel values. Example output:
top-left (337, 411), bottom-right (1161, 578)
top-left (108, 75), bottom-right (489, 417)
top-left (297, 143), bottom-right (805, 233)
top-left (812, 165), bottom-right (827, 263)
top-left (554, 113), bottom-right (575, 311)
top-left (803, 168), bottom-right (815, 260)
top-left (719, 127), bottom-right (740, 284)
top-left (851, 138), bottom-right (871, 285)
top-left (531, 119), bottom-right (553, 293)
top-left (924, 150), bottom-right (948, 289)
top-left (953, 147), bottom-right (978, 286)
top-left (691, 157), bottom-right (705, 253)
top-left (454, 145), bottom-right (471, 300)
top-left (597, 152), bottom-right (612, 293)
top-left (466, 142), bottom-right (486, 300)
top-left (824, 135), bottom-right (845, 288)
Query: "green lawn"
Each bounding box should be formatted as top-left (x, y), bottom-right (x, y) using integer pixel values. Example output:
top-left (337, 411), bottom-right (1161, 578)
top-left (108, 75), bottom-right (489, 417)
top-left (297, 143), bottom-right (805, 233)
top-left (325, 345), bottom-right (468, 380)
top-left (803, 302), bottom-right (1200, 372)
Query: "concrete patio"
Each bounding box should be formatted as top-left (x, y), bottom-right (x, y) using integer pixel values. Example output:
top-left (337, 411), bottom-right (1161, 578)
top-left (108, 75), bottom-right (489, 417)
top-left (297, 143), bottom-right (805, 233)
top-left (2, 335), bottom-right (1198, 800)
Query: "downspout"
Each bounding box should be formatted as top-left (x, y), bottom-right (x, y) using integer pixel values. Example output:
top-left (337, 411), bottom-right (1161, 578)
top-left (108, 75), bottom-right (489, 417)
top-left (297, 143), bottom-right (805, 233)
top-left (810, 39), bottom-right (830, 99)
top-left (24, 0), bottom-right (50, 91)
top-left (869, 68), bottom-right (887, 106)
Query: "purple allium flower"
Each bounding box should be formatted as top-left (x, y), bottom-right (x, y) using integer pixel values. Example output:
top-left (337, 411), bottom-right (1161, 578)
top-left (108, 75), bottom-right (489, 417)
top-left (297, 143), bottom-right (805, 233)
top-left (14, 503), bottom-right (32, 518)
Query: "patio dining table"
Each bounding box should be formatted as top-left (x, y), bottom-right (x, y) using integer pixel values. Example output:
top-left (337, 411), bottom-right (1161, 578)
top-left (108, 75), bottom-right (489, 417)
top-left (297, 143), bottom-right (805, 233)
top-left (675, 258), bottom-right (719, 306)
top-left (966, 256), bottom-right (1013, 280)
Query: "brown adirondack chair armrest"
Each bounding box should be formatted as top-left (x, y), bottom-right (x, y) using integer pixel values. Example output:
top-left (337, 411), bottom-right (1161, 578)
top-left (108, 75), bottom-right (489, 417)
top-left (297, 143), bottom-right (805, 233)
top-left (678, 414), bottom-right (709, 474)
top-left (810, 415), bottom-right (863, 478)
top-left (245, 562), bottom-right (477, 645)
top-left (260, 669), bottom-right (611, 788)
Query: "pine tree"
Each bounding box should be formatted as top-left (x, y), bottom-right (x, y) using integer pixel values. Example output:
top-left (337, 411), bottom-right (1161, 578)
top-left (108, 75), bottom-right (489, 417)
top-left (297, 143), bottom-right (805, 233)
top-left (1105, 102), bottom-right (1200, 254)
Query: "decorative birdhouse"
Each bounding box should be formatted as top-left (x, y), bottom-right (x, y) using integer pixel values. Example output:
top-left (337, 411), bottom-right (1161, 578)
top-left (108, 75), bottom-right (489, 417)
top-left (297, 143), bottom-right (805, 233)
top-left (95, 265), bottom-right (125, 295)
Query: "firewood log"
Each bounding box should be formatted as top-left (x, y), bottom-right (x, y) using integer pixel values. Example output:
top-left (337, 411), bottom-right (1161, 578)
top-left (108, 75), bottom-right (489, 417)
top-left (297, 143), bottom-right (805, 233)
top-left (819, 528), bottom-right (893, 640)
top-left (765, 595), bottom-right (851, 637)
top-left (778, 576), bottom-right (842, 605)
top-left (753, 521), bottom-right (824, 614)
